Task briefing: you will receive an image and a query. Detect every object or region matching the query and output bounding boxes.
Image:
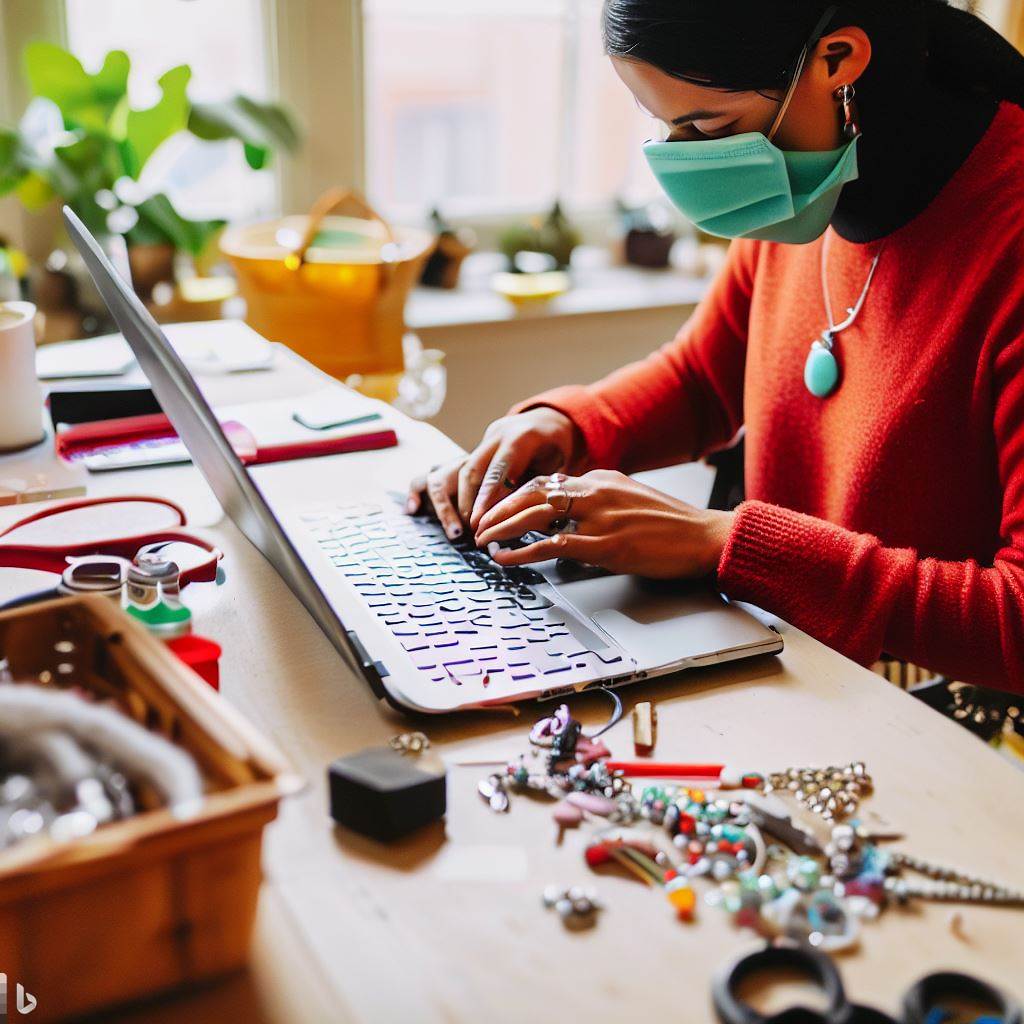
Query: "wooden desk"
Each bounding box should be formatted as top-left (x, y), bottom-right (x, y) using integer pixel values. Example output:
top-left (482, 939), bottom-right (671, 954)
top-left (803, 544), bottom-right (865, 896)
top-left (3, 343), bottom-right (1022, 1022)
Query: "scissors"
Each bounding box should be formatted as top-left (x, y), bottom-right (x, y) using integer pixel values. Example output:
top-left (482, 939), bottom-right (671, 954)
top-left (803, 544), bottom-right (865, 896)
top-left (0, 495), bottom-right (221, 602)
top-left (714, 944), bottom-right (1021, 1024)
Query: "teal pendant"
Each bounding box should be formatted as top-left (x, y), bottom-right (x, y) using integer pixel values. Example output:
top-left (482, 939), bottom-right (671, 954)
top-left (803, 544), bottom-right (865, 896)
top-left (804, 335), bottom-right (839, 398)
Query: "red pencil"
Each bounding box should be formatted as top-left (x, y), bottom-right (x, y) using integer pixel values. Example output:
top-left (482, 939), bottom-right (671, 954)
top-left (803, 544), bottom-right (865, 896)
top-left (605, 761), bottom-right (725, 779)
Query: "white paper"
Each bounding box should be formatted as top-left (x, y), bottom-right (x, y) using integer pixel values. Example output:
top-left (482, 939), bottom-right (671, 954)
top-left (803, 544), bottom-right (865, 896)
top-left (217, 386), bottom-right (393, 446)
top-left (36, 320), bottom-right (275, 380)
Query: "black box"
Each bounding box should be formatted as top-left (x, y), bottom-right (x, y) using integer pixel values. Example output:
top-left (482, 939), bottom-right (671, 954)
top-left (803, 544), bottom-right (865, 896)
top-left (328, 746), bottom-right (446, 841)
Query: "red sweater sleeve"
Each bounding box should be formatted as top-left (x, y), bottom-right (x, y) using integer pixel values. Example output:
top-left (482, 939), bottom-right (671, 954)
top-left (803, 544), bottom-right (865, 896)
top-left (512, 240), bottom-right (757, 472)
top-left (718, 329), bottom-right (1024, 692)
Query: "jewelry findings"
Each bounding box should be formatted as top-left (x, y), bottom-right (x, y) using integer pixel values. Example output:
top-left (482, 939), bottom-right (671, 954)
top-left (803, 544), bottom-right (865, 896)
top-left (389, 731), bottom-right (430, 755)
top-left (762, 762), bottom-right (872, 822)
top-left (542, 884), bottom-right (602, 928)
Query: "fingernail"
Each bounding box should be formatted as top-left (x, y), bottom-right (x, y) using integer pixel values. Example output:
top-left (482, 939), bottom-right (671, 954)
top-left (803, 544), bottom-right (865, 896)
top-left (405, 498), bottom-right (417, 514)
top-left (449, 525), bottom-right (463, 539)
top-left (487, 541), bottom-right (500, 557)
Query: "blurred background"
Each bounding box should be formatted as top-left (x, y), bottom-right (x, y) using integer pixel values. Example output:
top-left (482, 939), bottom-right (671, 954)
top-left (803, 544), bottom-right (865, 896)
top-left (1, 0), bottom-right (1021, 444)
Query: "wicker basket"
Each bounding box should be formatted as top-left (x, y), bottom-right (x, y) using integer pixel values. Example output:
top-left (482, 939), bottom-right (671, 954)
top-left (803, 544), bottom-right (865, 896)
top-left (0, 595), bottom-right (302, 1023)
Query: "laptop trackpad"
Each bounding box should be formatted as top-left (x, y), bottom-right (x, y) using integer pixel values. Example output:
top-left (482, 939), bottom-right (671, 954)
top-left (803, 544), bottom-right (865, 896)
top-left (555, 575), bottom-right (773, 673)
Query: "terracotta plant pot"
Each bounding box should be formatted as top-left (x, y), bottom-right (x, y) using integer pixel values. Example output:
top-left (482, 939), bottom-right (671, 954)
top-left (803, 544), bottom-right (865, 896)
top-left (128, 242), bottom-right (176, 302)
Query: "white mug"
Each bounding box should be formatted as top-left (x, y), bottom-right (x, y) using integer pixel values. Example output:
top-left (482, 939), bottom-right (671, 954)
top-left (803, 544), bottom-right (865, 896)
top-left (0, 301), bottom-right (44, 452)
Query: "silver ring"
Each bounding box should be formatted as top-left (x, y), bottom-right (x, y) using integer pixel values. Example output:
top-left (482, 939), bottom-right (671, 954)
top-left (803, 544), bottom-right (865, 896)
top-left (545, 485), bottom-right (573, 516)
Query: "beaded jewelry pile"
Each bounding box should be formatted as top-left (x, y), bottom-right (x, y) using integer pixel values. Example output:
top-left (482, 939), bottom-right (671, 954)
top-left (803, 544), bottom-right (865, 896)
top-left (478, 703), bottom-right (1024, 947)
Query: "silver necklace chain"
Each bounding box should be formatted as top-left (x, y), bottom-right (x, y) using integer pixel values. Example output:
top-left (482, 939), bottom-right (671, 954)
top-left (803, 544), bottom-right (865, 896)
top-left (820, 230), bottom-right (885, 340)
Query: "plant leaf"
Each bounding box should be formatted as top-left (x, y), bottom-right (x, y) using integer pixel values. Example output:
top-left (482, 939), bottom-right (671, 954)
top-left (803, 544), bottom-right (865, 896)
top-left (123, 64), bottom-right (191, 179)
top-left (24, 43), bottom-right (129, 133)
top-left (243, 141), bottom-right (268, 170)
top-left (7, 116), bottom-right (83, 202)
top-left (128, 192), bottom-right (224, 256)
top-left (0, 127), bottom-right (29, 195)
top-left (15, 172), bottom-right (54, 211)
top-left (188, 94), bottom-right (300, 162)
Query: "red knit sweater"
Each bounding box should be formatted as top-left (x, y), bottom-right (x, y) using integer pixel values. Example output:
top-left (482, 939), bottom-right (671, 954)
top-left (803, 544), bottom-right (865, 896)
top-left (524, 102), bottom-right (1024, 692)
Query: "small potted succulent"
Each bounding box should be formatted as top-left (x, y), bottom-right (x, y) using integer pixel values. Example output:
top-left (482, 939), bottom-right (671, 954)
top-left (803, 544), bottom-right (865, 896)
top-left (0, 42), bottom-right (299, 317)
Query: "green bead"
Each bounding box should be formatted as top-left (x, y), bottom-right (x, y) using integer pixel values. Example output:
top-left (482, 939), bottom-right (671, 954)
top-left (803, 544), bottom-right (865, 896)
top-left (789, 856), bottom-right (822, 891)
top-left (804, 340), bottom-right (839, 398)
top-left (738, 870), bottom-right (760, 892)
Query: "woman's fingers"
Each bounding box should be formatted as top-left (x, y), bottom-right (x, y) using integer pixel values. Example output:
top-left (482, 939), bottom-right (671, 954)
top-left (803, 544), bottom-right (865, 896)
top-left (427, 470), bottom-right (464, 539)
top-left (475, 502), bottom-right (567, 546)
top-left (405, 476), bottom-right (425, 514)
top-left (476, 473), bottom-right (591, 538)
top-left (409, 459), bottom-right (465, 538)
top-left (474, 477), bottom-right (549, 537)
top-left (469, 443), bottom-right (537, 530)
top-left (457, 440), bottom-right (499, 523)
top-left (488, 531), bottom-right (602, 567)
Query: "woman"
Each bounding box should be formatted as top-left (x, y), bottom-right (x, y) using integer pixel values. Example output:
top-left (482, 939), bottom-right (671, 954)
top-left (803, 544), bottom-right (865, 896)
top-left (408, 0), bottom-right (1024, 692)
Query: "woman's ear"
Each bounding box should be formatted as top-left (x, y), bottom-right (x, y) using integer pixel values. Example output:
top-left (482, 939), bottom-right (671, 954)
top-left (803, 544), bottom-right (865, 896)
top-left (816, 26), bottom-right (872, 85)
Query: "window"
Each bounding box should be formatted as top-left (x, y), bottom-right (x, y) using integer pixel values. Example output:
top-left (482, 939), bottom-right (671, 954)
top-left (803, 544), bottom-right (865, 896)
top-left (64, 0), bottom-right (275, 223)
top-left (363, 0), bottom-right (662, 220)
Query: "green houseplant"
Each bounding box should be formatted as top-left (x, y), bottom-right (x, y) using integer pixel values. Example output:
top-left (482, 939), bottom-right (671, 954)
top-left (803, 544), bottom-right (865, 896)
top-left (0, 42), bottom-right (299, 275)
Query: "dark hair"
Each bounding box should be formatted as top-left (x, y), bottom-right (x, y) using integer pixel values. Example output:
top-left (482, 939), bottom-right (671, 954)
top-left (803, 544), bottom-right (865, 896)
top-left (602, 0), bottom-right (1024, 106)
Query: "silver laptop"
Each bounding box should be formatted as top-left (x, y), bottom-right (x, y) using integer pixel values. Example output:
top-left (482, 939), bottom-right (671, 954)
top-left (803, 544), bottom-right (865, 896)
top-left (65, 206), bottom-right (782, 714)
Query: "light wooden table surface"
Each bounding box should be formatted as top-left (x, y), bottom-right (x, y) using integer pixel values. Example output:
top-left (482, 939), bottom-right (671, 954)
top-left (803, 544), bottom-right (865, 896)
top-left (4, 343), bottom-right (1023, 1023)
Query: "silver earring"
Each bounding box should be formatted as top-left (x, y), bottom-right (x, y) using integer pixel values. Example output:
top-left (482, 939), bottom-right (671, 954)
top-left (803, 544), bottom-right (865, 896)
top-left (833, 83), bottom-right (859, 139)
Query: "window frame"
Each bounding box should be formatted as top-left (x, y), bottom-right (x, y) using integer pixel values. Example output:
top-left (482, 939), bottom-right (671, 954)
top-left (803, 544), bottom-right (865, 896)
top-left (360, 0), bottom-right (646, 229)
top-left (2, 0), bottom-right (1020, 250)
top-left (0, 0), bottom-right (366, 249)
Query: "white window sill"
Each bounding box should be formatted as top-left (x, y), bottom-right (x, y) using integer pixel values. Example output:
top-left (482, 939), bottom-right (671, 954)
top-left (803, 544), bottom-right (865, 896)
top-left (406, 246), bottom-right (721, 331)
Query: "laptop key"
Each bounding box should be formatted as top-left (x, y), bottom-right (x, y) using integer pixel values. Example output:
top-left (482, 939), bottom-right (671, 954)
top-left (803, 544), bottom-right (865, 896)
top-left (400, 640), bottom-right (431, 653)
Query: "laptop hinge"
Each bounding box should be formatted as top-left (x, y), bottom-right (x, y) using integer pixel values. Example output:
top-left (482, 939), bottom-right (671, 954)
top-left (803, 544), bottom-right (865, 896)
top-left (346, 629), bottom-right (390, 700)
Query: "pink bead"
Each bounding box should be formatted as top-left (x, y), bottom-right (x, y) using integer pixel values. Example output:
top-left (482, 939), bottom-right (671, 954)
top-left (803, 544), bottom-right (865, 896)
top-left (553, 801), bottom-right (584, 827)
top-left (566, 792), bottom-right (617, 816)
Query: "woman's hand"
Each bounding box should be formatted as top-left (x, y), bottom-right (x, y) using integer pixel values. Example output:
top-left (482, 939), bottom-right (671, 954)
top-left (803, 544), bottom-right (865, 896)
top-left (474, 469), bottom-right (735, 579)
top-left (406, 407), bottom-right (582, 540)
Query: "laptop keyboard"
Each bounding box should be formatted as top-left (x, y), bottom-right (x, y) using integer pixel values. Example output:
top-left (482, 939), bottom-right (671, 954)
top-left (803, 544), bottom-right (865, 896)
top-left (299, 503), bottom-right (625, 689)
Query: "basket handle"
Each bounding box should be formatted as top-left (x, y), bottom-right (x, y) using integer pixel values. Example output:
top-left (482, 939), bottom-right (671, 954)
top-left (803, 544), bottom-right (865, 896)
top-left (290, 187), bottom-right (396, 268)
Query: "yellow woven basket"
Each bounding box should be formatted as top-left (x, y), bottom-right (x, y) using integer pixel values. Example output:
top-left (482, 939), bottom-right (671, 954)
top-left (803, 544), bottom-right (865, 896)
top-left (221, 189), bottom-right (434, 382)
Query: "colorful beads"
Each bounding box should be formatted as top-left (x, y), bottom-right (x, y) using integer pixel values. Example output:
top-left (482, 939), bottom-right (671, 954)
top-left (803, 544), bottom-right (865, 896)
top-left (788, 856), bottom-right (822, 892)
top-left (666, 877), bottom-right (696, 920)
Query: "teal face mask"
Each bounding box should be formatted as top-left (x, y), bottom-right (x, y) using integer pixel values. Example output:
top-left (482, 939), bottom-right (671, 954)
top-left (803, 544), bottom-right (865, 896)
top-left (642, 6), bottom-right (859, 245)
top-left (644, 133), bottom-right (859, 244)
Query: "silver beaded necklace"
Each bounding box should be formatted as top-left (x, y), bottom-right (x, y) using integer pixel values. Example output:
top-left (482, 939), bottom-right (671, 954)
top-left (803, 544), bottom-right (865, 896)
top-left (885, 852), bottom-right (1024, 906)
